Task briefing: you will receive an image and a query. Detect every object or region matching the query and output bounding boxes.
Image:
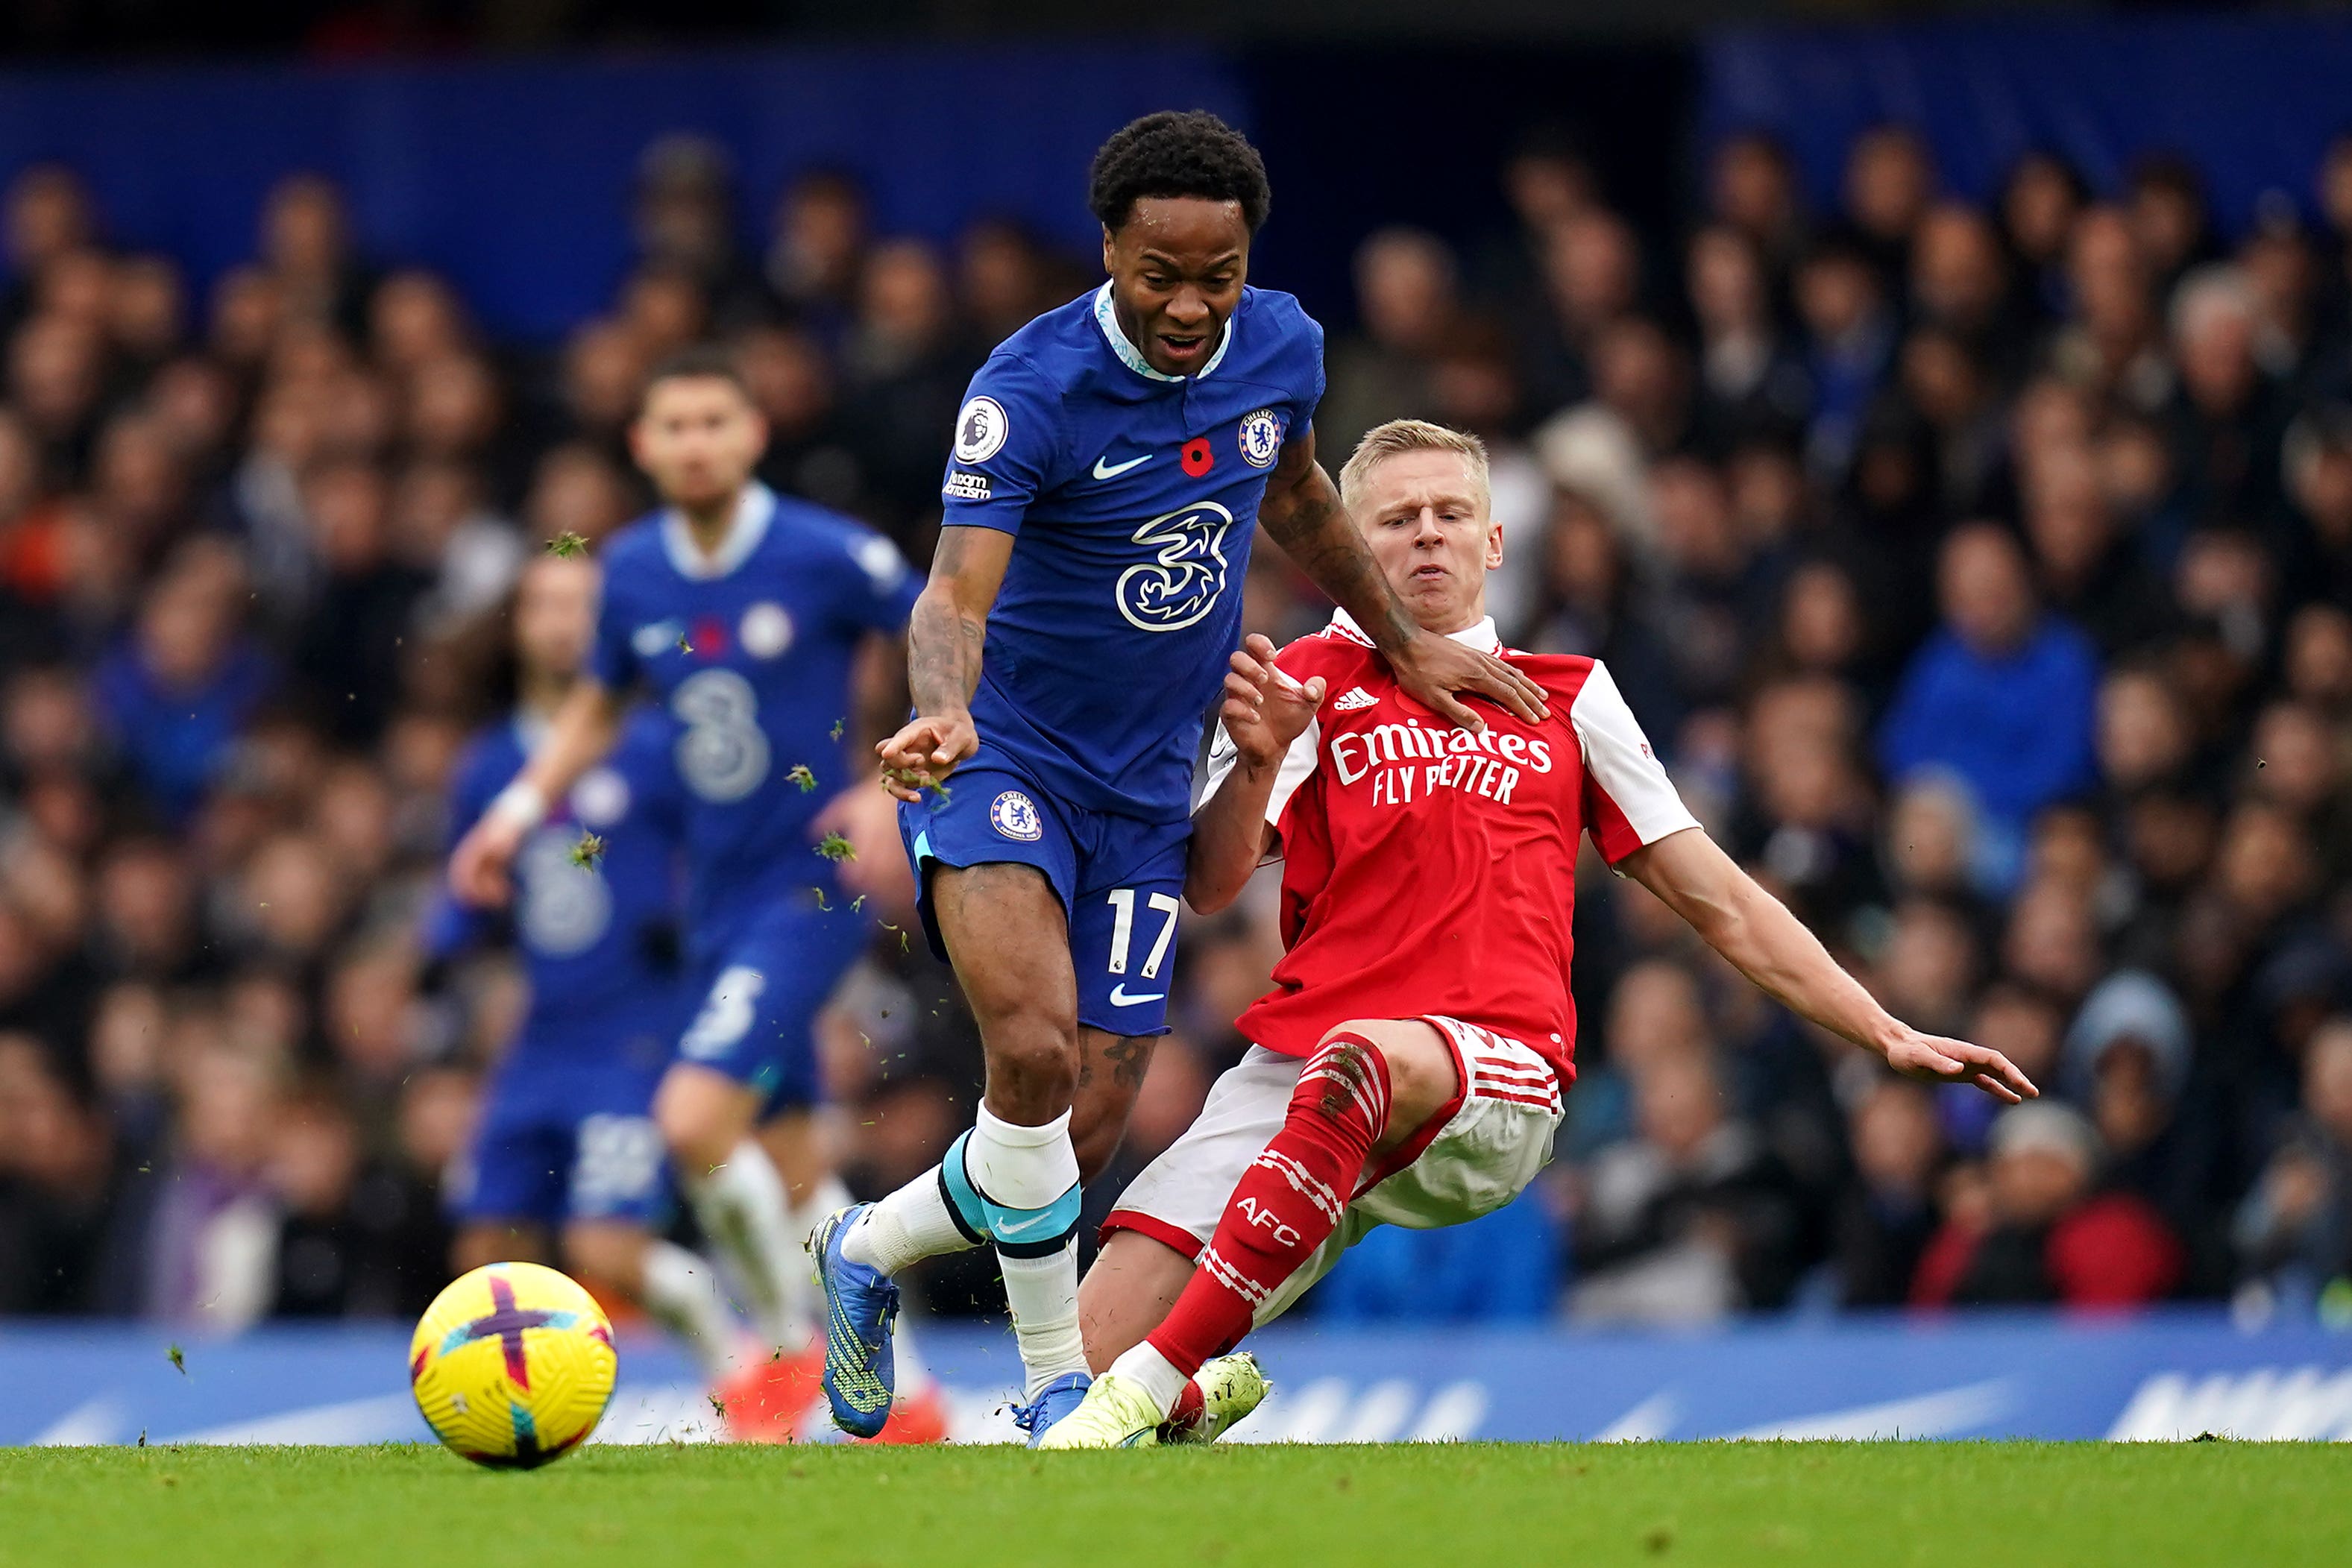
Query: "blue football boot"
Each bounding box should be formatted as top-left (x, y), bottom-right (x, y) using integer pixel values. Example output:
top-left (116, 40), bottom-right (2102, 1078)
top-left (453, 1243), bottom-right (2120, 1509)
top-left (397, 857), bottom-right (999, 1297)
top-left (1010, 1371), bottom-right (1093, 1448)
top-left (811, 1204), bottom-right (898, 1438)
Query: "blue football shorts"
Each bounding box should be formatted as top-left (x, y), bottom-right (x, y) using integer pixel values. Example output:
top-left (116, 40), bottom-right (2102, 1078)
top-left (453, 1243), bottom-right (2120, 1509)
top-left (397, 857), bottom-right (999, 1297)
top-left (454, 1012), bottom-right (672, 1227)
top-left (898, 758), bottom-right (1187, 1039)
top-left (670, 881), bottom-right (872, 1115)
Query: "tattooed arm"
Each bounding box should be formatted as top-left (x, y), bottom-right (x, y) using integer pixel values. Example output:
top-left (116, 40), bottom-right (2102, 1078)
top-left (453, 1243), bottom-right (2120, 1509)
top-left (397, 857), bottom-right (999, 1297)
top-left (1257, 426), bottom-right (1550, 730)
top-left (875, 524), bottom-right (1016, 802)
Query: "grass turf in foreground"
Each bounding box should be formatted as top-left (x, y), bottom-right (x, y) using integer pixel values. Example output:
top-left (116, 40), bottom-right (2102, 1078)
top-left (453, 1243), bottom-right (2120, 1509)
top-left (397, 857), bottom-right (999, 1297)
top-left (1, 1441), bottom-right (2346, 1568)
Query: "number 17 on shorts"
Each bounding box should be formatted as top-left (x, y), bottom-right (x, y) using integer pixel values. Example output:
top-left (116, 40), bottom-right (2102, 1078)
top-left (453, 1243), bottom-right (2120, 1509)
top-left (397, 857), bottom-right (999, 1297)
top-left (1077, 883), bottom-right (1181, 1037)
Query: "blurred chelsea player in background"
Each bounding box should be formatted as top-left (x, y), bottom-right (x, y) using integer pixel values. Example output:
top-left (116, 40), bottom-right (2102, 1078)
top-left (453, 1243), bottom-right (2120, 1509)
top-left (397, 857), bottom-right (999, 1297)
top-left (812, 110), bottom-right (1550, 1442)
top-left (447, 350), bottom-right (930, 1441)
top-left (426, 552), bottom-right (782, 1412)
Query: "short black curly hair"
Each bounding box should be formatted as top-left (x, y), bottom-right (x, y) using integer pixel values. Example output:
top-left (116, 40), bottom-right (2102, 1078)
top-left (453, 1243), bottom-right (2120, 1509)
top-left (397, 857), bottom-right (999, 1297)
top-left (1087, 110), bottom-right (1271, 236)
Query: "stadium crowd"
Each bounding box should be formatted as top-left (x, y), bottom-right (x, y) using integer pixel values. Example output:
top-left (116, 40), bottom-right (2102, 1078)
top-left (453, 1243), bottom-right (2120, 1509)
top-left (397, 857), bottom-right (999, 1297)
top-left (3, 121), bottom-right (2352, 1333)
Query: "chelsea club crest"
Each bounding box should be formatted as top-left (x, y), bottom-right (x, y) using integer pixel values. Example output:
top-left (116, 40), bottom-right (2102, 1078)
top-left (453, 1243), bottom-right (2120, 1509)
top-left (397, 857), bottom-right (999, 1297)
top-left (990, 790), bottom-right (1044, 842)
top-left (1237, 407), bottom-right (1283, 469)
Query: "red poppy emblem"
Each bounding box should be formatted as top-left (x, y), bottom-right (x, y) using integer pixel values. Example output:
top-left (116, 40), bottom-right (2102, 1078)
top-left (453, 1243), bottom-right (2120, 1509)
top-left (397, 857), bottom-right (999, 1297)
top-left (1180, 437), bottom-right (1215, 477)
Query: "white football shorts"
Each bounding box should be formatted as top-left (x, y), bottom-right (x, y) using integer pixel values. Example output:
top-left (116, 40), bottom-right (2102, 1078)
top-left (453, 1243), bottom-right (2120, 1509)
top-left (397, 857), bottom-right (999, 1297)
top-left (1102, 1015), bottom-right (1564, 1326)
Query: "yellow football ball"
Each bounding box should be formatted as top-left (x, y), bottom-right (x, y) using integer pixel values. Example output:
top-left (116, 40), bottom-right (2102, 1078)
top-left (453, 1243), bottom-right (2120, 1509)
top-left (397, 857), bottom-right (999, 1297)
top-left (409, 1262), bottom-right (617, 1467)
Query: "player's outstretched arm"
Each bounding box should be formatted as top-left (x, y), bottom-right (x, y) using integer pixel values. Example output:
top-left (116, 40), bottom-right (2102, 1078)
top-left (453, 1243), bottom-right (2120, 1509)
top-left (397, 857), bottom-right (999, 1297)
top-left (877, 523), bottom-right (1014, 802)
top-left (1257, 428), bottom-right (1549, 732)
top-left (1621, 828), bottom-right (2040, 1103)
top-left (1187, 634), bottom-right (1324, 913)
top-left (447, 677), bottom-right (625, 907)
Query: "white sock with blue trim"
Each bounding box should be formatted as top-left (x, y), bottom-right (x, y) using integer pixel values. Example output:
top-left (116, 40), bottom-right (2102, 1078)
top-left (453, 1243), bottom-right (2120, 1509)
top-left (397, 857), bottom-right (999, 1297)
top-left (1000, 1241), bottom-right (1087, 1400)
top-left (966, 1105), bottom-right (1080, 1211)
top-left (966, 1106), bottom-right (1089, 1399)
top-left (843, 1165), bottom-right (981, 1276)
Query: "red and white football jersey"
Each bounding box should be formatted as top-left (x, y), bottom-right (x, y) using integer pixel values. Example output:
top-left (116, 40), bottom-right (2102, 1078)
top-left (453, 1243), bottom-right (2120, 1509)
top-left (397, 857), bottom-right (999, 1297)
top-left (1201, 611), bottom-right (1699, 1083)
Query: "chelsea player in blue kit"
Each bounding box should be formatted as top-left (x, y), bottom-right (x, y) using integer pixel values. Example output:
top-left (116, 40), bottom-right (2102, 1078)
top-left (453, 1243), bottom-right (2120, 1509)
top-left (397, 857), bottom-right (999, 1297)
top-left (430, 552), bottom-right (765, 1401)
top-left (814, 111), bottom-right (1548, 1441)
top-left (449, 353), bottom-right (921, 1437)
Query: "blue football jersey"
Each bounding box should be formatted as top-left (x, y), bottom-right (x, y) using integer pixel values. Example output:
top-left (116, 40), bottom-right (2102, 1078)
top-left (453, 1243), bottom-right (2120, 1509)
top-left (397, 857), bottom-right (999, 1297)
top-left (591, 482), bottom-right (920, 922)
top-left (937, 283), bottom-right (1326, 822)
top-left (426, 708), bottom-right (686, 1047)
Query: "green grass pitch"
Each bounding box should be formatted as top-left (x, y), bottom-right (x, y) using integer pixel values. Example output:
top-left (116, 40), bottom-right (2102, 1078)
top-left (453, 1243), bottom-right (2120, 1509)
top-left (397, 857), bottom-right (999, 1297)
top-left (2, 1442), bottom-right (2346, 1567)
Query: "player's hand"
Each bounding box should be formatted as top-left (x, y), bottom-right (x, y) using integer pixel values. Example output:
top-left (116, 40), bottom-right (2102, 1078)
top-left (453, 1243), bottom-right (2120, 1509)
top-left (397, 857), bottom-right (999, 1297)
top-left (875, 711), bottom-right (978, 802)
top-left (1389, 630), bottom-right (1550, 732)
top-left (447, 813), bottom-right (525, 907)
top-left (1222, 633), bottom-right (1325, 771)
top-left (1884, 1028), bottom-right (2040, 1104)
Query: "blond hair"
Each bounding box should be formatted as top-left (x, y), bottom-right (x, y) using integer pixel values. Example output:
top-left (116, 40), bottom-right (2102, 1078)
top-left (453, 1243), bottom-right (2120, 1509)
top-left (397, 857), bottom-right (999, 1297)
top-left (1336, 418), bottom-right (1491, 513)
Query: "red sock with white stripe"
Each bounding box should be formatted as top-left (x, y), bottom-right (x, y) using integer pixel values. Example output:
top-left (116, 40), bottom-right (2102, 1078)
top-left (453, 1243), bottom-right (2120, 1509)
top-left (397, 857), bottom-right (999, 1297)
top-left (1123, 1033), bottom-right (1392, 1408)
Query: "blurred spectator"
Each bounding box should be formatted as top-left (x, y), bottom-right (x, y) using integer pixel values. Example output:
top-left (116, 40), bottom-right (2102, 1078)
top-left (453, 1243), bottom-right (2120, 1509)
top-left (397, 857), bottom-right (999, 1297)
top-left (260, 173), bottom-right (374, 338)
top-left (1478, 130), bottom-right (1600, 308)
top-left (559, 319), bottom-right (648, 459)
top-left (2127, 154), bottom-right (2216, 295)
top-left (2, 164), bottom-right (96, 330)
top-left (2000, 153), bottom-right (2087, 319)
top-left (268, 1081), bottom-right (431, 1317)
top-left (1571, 1047), bottom-right (1805, 1323)
top-left (2063, 972), bottom-right (2202, 1235)
top-left (1940, 982), bottom-right (2063, 1157)
top-left (368, 269), bottom-right (471, 377)
top-left (2282, 403), bottom-right (2352, 605)
top-left (1524, 209), bottom-right (1641, 414)
top-left (2166, 265), bottom-right (2289, 529)
top-left (1321, 227), bottom-right (1461, 463)
top-left (1793, 239), bottom-right (1895, 483)
top-left (1687, 224), bottom-right (1808, 453)
top-left (959, 216), bottom-right (1069, 349)
top-left (1708, 131), bottom-right (1808, 283)
top-left (395, 458), bottom-right (525, 632)
top-left (291, 458), bottom-right (430, 742)
top-left (92, 837), bottom-right (207, 984)
top-left (1843, 124), bottom-right (1937, 290)
top-left (2050, 208), bottom-right (2169, 415)
top-left (0, 1033), bottom-right (138, 1313)
top-left (1912, 1101), bottom-right (2184, 1309)
top-left (631, 133), bottom-right (764, 333)
top-left (2021, 444), bottom-right (2175, 656)
top-left (90, 542), bottom-right (276, 822)
top-left (144, 1041), bottom-right (283, 1329)
top-left (839, 238), bottom-right (982, 533)
top-left (1878, 523), bottom-right (2099, 887)
top-left (1523, 486), bottom-right (1683, 737)
top-left (524, 441), bottom-right (638, 550)
top-left (765, 169), bottom-right (869, 350)
top-left (2234, 1018), bottom-right (2352, 1312)
top-left (1833, 1077), bottom-right (1946, 1307)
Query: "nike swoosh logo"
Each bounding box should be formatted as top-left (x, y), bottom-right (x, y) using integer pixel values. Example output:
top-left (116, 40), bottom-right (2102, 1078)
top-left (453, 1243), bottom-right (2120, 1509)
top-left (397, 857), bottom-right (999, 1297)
top-left (996, 1211), bottom-right (1062, 1237)
top-left (1108, 983), bottom-right (1166, 1006)
top-left (1092, 452), bottom-right (1151, 480)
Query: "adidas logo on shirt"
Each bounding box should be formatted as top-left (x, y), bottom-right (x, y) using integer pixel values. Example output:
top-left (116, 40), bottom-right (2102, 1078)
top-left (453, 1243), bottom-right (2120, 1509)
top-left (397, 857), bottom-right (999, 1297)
top-left (1332, 686), bottom-right (1378, 712)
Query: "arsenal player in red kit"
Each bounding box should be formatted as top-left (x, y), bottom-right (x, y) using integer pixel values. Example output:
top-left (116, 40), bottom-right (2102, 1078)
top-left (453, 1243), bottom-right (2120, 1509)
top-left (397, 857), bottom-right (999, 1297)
top-left (1040, 419), bottom-right (2041, 1448)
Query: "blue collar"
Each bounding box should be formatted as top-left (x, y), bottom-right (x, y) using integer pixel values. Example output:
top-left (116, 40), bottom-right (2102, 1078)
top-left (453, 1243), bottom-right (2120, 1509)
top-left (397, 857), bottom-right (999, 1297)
top-left (1092, 283), bottom-right (1234, 383)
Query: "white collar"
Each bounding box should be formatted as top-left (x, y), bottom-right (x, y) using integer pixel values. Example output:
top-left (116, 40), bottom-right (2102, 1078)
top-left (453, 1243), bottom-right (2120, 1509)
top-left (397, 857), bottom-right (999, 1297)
top-left (661, 482), bottom-right (776, 581)
top-left (1328, 608), bottom-right (1501, 653)
top-left (1092, 283), bottom-right (1234, 383)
